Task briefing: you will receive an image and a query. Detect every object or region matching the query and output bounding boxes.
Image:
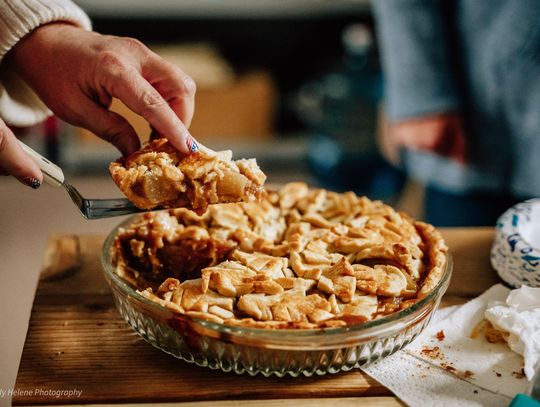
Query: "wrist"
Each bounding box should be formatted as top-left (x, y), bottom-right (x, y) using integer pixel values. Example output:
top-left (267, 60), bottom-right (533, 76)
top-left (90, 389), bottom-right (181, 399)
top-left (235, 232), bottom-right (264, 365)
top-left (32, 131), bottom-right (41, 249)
top-left (8, 23), bottom-right (79, 67)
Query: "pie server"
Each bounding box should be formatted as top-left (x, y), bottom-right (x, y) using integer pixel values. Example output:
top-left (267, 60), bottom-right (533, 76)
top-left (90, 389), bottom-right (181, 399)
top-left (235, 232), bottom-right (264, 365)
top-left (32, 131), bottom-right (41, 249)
top-left (19, 140), bottom-right (142, 219)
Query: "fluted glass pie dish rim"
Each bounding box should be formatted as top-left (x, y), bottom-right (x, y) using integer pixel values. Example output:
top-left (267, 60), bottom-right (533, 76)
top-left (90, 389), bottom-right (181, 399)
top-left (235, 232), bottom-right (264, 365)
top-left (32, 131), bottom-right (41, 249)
top-left (102, 214), bottom-right (452, 375)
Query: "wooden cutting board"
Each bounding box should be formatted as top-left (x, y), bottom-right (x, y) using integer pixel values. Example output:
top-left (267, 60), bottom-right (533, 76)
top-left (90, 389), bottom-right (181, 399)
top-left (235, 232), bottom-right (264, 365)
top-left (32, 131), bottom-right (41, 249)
top-left (13, 228), bottom-right (501, 406)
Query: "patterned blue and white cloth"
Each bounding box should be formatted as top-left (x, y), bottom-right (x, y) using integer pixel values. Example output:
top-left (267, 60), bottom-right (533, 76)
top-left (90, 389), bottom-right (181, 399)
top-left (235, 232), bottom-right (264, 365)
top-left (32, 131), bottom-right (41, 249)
top-left (491, 199), bottom-right (540, 287)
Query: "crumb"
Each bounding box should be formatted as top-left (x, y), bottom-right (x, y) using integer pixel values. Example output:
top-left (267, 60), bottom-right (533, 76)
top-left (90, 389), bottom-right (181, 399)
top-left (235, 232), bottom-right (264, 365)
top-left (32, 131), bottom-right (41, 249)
top-left (440, 363), bottom-right (474, 379)
top-left (474, 390), bottom-right (478, 394)
top-left (421, 346), bottom-right (440, 358)
top-left (436, 330), bottom-right (445, 341)
top-left (495, 372), bottom-right (502, 377)
top-left (441, 363), bottom-right (456, 373)
top-left (96, 322), bottom-right (105, 326)
top-left (470, 319), bottom-right (506, 343)
top-left (485, 327), bottom-right (505, 343)
top-left (512, 369), bottom-right (525, 379)
top-left (470, 319), bottom-right (489, 339)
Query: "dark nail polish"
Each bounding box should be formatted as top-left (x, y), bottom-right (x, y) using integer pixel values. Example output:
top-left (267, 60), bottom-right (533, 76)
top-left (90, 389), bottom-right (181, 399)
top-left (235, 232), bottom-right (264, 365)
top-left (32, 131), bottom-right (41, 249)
top-left (186, 137), bottom-right (199, 152)
top-left (23, 177), bottom-right (41, 189)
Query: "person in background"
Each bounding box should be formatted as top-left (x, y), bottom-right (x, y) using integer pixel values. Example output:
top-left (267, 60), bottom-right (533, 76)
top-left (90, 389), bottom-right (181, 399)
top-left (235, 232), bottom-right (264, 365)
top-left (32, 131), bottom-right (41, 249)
top-left (373, 0), bottom-right (540, 226)
top-left (0, 0), bottom-right (197, 189)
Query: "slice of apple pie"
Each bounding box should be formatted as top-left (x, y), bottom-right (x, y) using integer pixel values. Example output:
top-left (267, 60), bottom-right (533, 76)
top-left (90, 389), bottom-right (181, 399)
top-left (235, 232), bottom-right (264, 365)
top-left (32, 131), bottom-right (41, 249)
top-left (109, 138), bottom-right (266, 211)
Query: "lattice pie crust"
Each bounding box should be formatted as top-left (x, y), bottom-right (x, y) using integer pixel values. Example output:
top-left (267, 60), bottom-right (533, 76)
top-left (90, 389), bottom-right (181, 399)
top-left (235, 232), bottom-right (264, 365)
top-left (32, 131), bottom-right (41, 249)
top-left (112, 183), bottom-right (448, 329)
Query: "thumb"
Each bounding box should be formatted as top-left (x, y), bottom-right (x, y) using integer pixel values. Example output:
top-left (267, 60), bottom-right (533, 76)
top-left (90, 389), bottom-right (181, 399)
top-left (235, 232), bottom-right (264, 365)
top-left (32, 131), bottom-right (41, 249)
top-left (0, 120), bottom-right (43, 188)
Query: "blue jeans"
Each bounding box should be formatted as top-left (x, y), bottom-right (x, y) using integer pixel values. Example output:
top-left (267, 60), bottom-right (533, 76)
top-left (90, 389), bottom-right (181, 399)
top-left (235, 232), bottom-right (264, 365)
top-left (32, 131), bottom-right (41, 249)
top-left (424, 187), bottom-right (524, 227)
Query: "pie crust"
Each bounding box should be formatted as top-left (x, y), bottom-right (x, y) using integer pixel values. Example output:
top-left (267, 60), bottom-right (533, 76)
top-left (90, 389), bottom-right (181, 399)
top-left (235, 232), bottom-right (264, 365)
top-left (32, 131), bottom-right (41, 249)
top-left (109, 138), bottom-right (266, 211)
top-left (112, 182), bottom-right (448, 329)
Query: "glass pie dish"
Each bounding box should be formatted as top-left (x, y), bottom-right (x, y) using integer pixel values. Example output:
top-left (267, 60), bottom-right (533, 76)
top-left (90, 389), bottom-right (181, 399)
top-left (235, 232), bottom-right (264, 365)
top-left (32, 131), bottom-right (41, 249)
top-left (102, 215), bottom-right (452, 377)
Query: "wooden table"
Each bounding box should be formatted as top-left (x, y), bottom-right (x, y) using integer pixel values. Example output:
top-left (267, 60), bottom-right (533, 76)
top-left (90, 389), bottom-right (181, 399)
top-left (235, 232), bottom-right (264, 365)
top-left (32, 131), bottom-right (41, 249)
top-left (13, 228), bottom-right (502, 406)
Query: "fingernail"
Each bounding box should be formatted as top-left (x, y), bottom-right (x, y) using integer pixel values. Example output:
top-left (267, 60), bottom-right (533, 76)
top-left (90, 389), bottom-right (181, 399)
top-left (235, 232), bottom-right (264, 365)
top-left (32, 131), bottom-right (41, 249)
top-left (23, 177), bottom-right (41, 189)
top-left (186, 136), bottom-right (199, 152)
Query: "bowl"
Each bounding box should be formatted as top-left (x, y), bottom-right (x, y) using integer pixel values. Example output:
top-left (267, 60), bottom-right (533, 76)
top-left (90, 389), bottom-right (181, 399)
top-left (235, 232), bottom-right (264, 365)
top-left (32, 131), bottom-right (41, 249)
top-left (102, 215), bottom-right (452, 377)
top-left (491, 199), bottom-right (540, 288)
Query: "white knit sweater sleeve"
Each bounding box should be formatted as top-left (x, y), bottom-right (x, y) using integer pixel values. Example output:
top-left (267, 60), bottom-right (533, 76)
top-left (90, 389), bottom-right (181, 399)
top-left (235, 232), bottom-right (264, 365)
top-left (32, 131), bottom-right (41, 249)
top-left (0, 0), bottom-right (91, 126)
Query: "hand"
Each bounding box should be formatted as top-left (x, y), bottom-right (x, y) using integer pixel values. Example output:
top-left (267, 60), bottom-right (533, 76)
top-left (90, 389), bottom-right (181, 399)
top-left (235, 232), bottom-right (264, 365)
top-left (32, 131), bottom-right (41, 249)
top-left (8, 23), bottom-right (197, 157)
top-left (0, 118), bottom-right (42, 187)
top-left (380, 112), bottom-right (467, 165)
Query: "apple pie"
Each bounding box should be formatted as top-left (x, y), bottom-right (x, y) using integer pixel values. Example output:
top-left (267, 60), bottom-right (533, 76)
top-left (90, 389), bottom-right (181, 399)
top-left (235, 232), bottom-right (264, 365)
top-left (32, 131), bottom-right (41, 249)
top-left (109, 138), bottom-right (266, 211)
top-left (111, 182), bottom-right (448, 329)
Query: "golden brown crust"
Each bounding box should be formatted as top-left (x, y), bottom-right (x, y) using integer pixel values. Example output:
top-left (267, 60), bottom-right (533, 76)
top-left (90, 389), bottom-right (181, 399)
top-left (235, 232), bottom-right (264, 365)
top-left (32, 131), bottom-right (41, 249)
top-left (109, 138), bottom-right (266, 211)
top-left (415, 222), bottom-right (448, 298)
top-left (112, 183), bottom-right (448, 329)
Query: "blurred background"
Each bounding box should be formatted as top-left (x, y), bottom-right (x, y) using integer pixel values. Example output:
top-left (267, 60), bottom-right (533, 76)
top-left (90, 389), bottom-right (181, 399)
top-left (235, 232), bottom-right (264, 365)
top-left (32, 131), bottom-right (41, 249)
top-left (11, 0), bottom-right (419, 211)
top-left (0, 0), bottom-right (422, 399)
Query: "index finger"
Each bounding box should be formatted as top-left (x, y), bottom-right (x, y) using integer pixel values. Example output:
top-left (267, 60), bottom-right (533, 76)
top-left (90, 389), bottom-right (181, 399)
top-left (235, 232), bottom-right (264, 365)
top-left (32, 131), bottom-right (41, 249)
top-left (142, 54), bottom-right (196, 128)
top-left (102, 64), bottom-right (192, 154)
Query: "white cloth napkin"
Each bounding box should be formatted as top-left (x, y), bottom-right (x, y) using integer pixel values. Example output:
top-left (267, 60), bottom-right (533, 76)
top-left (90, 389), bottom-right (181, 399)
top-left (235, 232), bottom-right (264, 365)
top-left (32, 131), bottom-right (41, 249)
top-left (484, 285), bottom-right (540, 379)
top-left (362, 284), bottom-right (537, 406)
top-left (406, 284), bottom-right (528, 396)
